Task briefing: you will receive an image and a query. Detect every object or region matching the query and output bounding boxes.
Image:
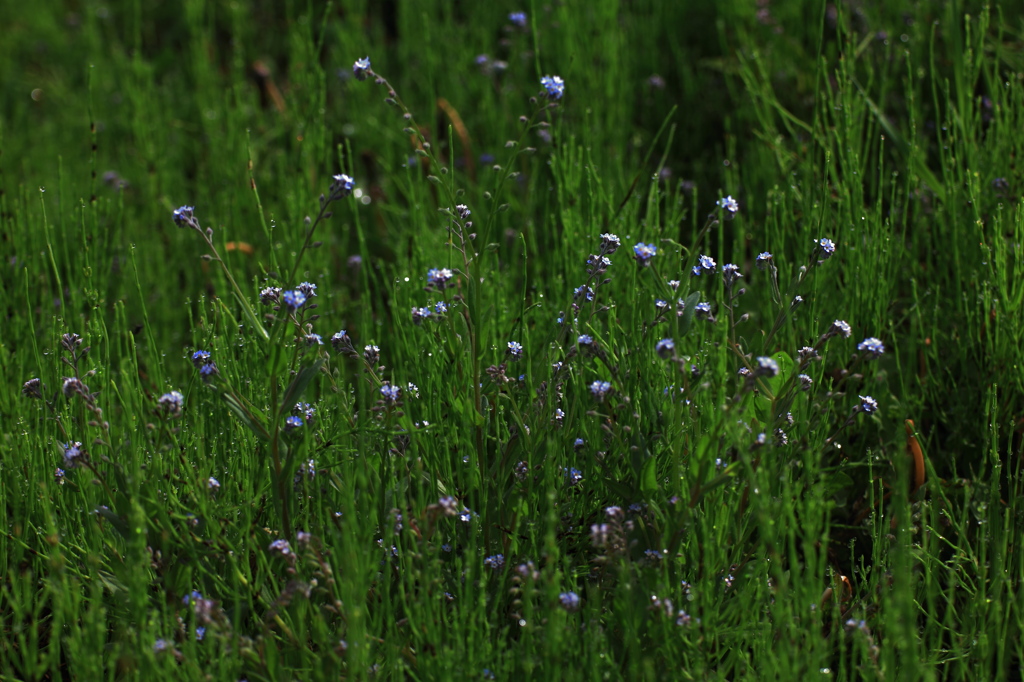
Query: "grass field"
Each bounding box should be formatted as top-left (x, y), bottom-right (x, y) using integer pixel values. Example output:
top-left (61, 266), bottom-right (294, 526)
top-left (2, 0), bottom-right (1023, 679)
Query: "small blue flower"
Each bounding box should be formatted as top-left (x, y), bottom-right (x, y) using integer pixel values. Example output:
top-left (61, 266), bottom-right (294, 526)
top-left (574, 285), bottom-right (594, 301)
top-left (484, 554), bottom-right (505, 570)
top-left (722, 263), bottom-right (742, 288)
top-left (353, 57), bottom-right (371, 81)
top-left (574, 438), bottom-right (585, 450)
top-left (577, 334), bottom-right (593, 346)
top-left (655, 338), bottom-right (675, 359)
top-left (754, 356), bottom-right (779, 377)
top-left (509, 11), bottom-right (527, 27)
top-left (589, 380), bottom-right (612, 401)
top-left (695, 302), bottom-right (712, 320)
top-left (63, 441), bottom-right (84, 468)
top-left (817, 238), bottom-right (836, 259)
top-left (297, 282), bottom-right (317, 298)
top-left (829, 319), bottom-right (852, 339)
top-left (698, 254), bottom-right (716, 272)
top-left (566, 467), bottom-right (583, 485)
top-left (717, 195), bottom-right (739, 215)
top-left (554, 408), bottom-right (565, 422)
top-left (434, 301), bottom-right (449, 314)
top-left (600, 233), bottom-right (621, 253)
top-left (427, 267), bottom-right (454, 289)
top-left (412, 307), bottom-right (433, 325)
top-left (172, 205), bottom-right (195, 227)
top-left (380, 384), bottom-right (401, 403)
top-left (633, 242), bottom-right (657, 266)
top-left (330, 330), bottom-right (352, 353)
top-left (756, 252), bottom-right (773, 270)
top-left (158, 390), bottom-right (184, 417)
top-left (332, 174), bottom-right (354, 195)
top-left (305, 333), bottom-right (323, 346)
top-left (507, 341), bottom-right (524, 360)
top-left (199, 363), bottom-right (219, 378)
top-left (655, 299), bottom-right (668, 310)
top-left (282, 290), bottom-right (307, 311)
top-left (540, 75), bottom-right (565, 100)
top-left (691, 265), bottom-right (702, 277)
top-left (857, 337), bottom-right (885, 358)
top-left (285, 416), bottom-right (304, 431)
top-left (858, 395), bottom-right (879, 414)
top-left (207, 477), bottom-right (220, 490)
top-left (191, 350), bottom-right (211, 368)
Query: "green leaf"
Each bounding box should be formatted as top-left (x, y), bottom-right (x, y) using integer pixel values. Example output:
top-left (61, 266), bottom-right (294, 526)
top-left (640, 456), bottom-right (659, 497)
top-left (279, 358), bottom-right (324, 416)
top-left (221, 392), bottom-right (270, 442)
top-left (678, 290), bottom-right (702, 338)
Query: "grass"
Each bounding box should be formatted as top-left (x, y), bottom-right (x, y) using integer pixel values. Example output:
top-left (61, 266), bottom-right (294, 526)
top-left (2, 0), bottom-right (1023, 679)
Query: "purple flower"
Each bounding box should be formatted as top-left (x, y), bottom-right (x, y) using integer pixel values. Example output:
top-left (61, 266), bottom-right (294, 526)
top-left (509, 11), bottom-right (527, 28)
top-left (380, 384), bottom-right (401, 403)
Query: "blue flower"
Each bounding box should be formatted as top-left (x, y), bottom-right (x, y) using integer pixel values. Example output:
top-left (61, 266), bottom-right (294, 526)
top-left (633, 242), bottom-right (657, 266)
top-left (754, 356), bottom-right (779, 377)
top-left (412, 307), bottom-right (433, 325)
top-left (304, 333), bottom-right (323, 346)
top-left (574, 285), bottom-right (594, 301)
top-left (857, 337), bottom-right (885, 358)
top-left (577, 334), bottom-right (593, 346)
top-left (566, 467), bottom-right (583, 485)
top-left (717, 195), bottom-right (739, 215)
top-left (828, 319), bottom-right (852, 339)
top-left (427, 267), bottom-right (454, 289)
top-left (589, 380), bottom-right (612, 401)
top-left (332, 174), bottom-right (354, 196)
top-left (484, 554), bottom-right (505, 570)
top-left (655, 338), bottom-right (675, 359)
top-left (698, 254), bottom-right (716, 272)
top-left (297, 282), bottom-right (317, 298)
top-left (600, 233), bottom-right (621, 253)
top-left (695, 302), bottom-right (712, 320)
top-left (574, 438), bottom-right (585, 450)
top-left (158, 390), bottom-right (184, 418)
top-left (434, 301), bottom-right (449, 314)
top-left (509, 11), bottom-right (527, 27)
top-left (817, 237), bottom-right (836, 259)
top-left (858, 395), bottom-right (878, 414)
top-left (540, 75), bottom-right (565, 100)
top-left (380, 384), bottom-right (401, 403)
top-left (507, 341), bottom-right (524, 360)
top-left (722, 263), bottom-right (742, 288)
top-left (285, 416), bottom-right (304, 431)
top-left (172, 205), bottom-right (195, 227)
top-left (691, 265), bottom-right (702, 277)
top-left (191, 350), bottom-right (211, 368)
top-left (63, 441), bottom-right (84, 468)
top-left (756, 252), bottom-right (773, 270)
top-left (282, 290), bottom-right (307, 311)
top-left (199, 363), bottom-right (219, 378)
top-left (353, 57), bottom-right (371, 81)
